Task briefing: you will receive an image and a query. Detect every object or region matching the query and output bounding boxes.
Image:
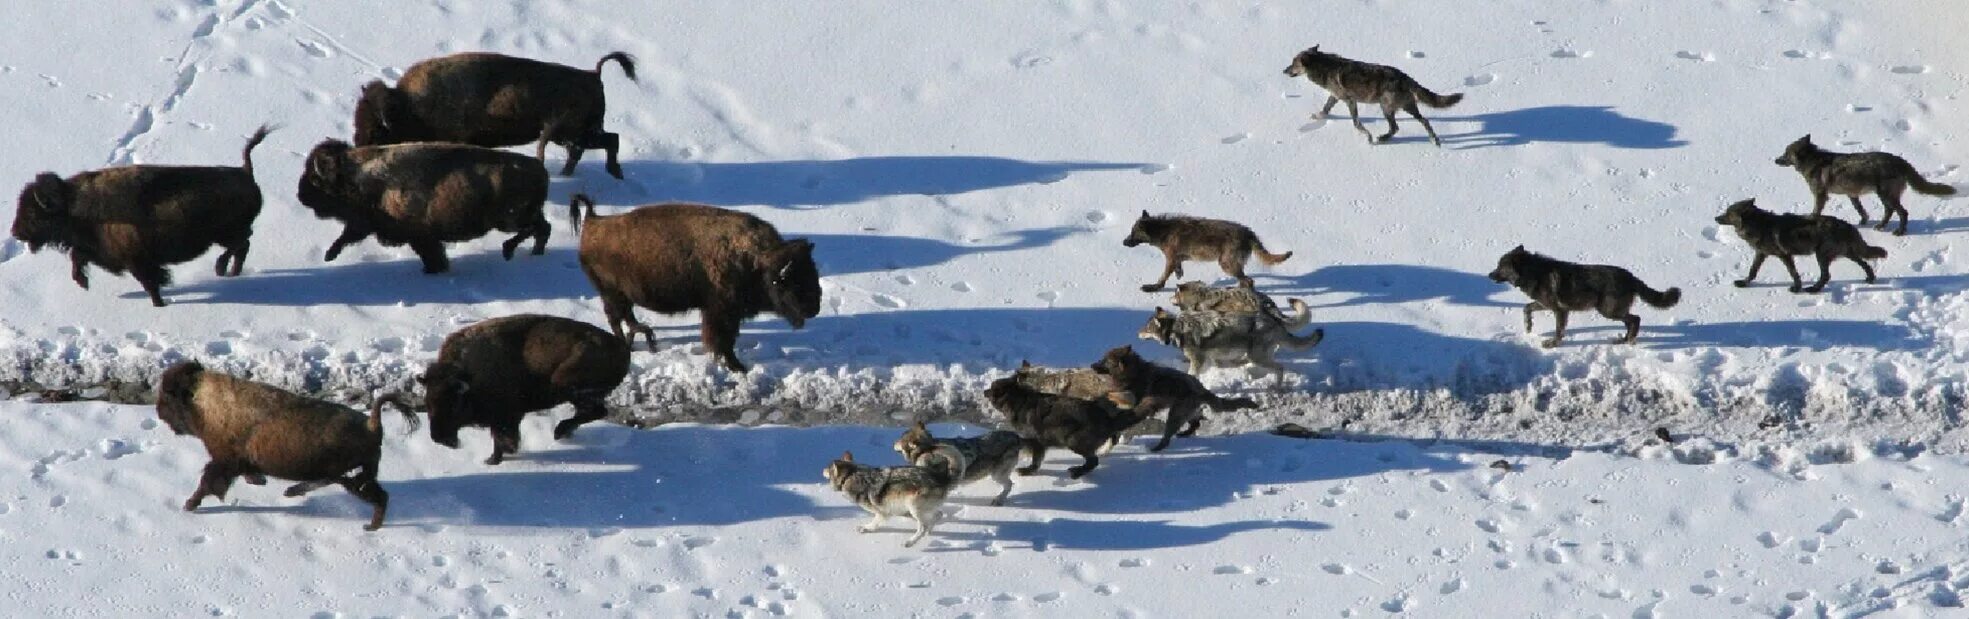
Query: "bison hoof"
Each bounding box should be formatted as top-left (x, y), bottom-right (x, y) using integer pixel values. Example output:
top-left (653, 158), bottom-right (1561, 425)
top-left (1540, 338), bottom-right (1561, 349)
top-left (1732, 280), bottom-right (1751, 288)
top-left (1068, 467), bottom-right (1091, 479)
top-left (484, 454), bottom-right (504, 466)
top-left (606, 162), bottom-right (625, 179)
top-left (1894, 228), bottom-right (1908, 237)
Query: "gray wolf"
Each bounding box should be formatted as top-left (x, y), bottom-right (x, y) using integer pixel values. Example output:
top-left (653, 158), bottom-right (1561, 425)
top-left (1138, 306), bottom-right (1324, 387)
top-left (892, 421), bottom-right (1023, 505)
top-left (1284, 45), bottom-right (1464, 146)
top-left (823, 451), bottom-right (957, 547)
top-left (1091, 345), bottom-right (1259, 452)
top-left (1714, 198), bottom-right (1885, 293)
top-left (1487, 246), bottom-right (1681, 348)
top-left (1124, 211), bottom-right (1291, 291)
top-left (1775, 135), bottom-right (1956, 235)
top-left (1172, 281), bottom-right (1308, 327)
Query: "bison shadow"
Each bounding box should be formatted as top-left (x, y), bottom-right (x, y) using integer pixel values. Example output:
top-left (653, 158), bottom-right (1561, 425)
top-left (806, 226), bottom-right (1086, 276)
top-left (582, 156), bottom-right (1151, 209)
top-left (143, 247), bottom-right (595, 306)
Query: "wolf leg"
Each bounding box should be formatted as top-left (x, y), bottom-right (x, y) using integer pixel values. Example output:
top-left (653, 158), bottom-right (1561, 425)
top-left (858, 511), bottom-right (886, 534)
top-left (1067, 450), bottom-right (1100, 479)
top-left (1018, 441), bottom-right (1047, 476)
top-left (904, 504), bottom-right (933, 547)
top-left (990, 465), bottom-right (1014, 506)
top-left (1377, 105), bottom-right (1400, 143)
top-left (1804, 252), bottom-right (1835, 293)
top-left (1878, 185), bottom-right (1909, 235)
top-left (1219, 254), bottom-right (1254, 288)
top-left (1809, 190), bottom-right (1829, 219)
top-left (1141, 253), bottom-right (1181, 292)
top-left (1315, 96), bottom-right (1338, 121)
top-left (1541, 310), bottom-right (1568, 348)
top-left (1849, 253), bottom-right (1878, 284)
top-left (1346, 101), bottom-right (1372, 143)
top-left (1406, 103), bottom-right (1443, 147)
top-left (1846, 195), bottom-right (1870, 226)
top-left (1619, 314), bottom-right (1641, 345)
top-left (1151, 414), bottom-right (1182, 452)
top-left (1776, 255), bottom-right (1805, 293)
top-left (1522, 302), bottom-right (1543, 333)
top-left (1733, 254), bottom-right (1767, 288)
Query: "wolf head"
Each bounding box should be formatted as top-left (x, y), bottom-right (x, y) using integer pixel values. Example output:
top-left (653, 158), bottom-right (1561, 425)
top-left (1713, 199), bottom-right (1761, 227)
top-left (1284, 45), bottom-right (1325, 77)
top-left (823, 451), bottom-right (862, 491)
top-left (1091, 344), bottom-right (1147, 378)
top-left (1137, 307), bottom-right (1178, 344)
top-left (893, 421), bottom-right (936, 462)
top-left (1122, 210), bottom-right (1158, 247)
top-left (1775, 135), bottom-right (1816, 167)
top-left (1488, 245), bottom-right (1533, 284)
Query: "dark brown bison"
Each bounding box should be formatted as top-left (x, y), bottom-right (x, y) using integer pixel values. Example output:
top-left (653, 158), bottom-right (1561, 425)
top-left (297, 139), bottom-right (550, 274)
top-left (12, 126), bottom-right (270, 306)
top-left (354, 52), bottom-right (637, 179)
top-left (569, 194), bottom-right (822, 372)
top-left (419, 314), bottom-right (632, 465)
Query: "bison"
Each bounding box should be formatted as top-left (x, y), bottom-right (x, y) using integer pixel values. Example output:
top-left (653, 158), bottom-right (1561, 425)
top-left (569, 194), bottom-right (822, 372)
top-left (419, 314), bottom-right (632, 465)
top-left (156, 361), bottom-right (418, 531)
top-left (354, 52), bottom-right (637, 179)
top-left (12, 126), bottom-right (270, 306)
top-left (297, 139), bottom-right (551, 274)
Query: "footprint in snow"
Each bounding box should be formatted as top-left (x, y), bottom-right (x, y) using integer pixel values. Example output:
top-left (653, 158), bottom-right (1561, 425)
top-left (1890, 65), bottom-right (1930, 75)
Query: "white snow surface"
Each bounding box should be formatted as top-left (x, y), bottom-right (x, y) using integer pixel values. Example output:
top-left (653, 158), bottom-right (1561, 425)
top-left (4, 0), bottom-right (1969, 612)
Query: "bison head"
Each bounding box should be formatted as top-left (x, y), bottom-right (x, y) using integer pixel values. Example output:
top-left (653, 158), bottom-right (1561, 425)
top-left (297, 140), bottom-right (359, 219)
top-left (351, 80), bottom-right (407, 146)
top-left (12, 173), bottom-right (74, 252)
top-left (764, 239), bottom-right (822, 328)
top-left (417, 362), bottom-right (472, 449)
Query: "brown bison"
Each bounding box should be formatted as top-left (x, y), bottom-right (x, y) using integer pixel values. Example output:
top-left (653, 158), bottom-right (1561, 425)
top-left (156, 361), bottom-right (418, 531)
top-left (12, 126), bottom-right (270, 306)
top-left (419, 314), bottom-right (632, 465)
top-left (354, 52), bottom-right (637, 179)
top-left (569, 194), bottom-right (822, 372)
top-left (297, 139), bottom-right (551, 274)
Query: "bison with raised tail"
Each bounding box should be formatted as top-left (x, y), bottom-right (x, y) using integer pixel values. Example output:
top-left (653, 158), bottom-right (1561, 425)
top-left (297, 139), bottom-right (551, 274)
top-left (354, 52), bottom-right (637, 179)
top-left (155, 361), bottom-right (419, 531)
top-left (12, 126), bottom-right (270, 306)
top-left (419, 314), bottom-right (632, 465)
top-left (569, 194), bottom-right (822, 372)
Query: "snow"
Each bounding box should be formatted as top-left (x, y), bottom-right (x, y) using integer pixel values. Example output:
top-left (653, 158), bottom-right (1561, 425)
top-left (3, 0), bottom-right (1968, 614)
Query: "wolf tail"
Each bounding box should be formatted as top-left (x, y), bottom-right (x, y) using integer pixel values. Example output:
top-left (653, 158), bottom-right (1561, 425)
top-left (1909, 173), bottom-right (1958, 197)
top-left (1252, 237), bottom-right (1293, 265)
top-left (1415, 85), bottom-right (1464, 108)
top-left (1283, 327), bottom-right (1325, 351)
top-left (1207, 393), bottom-right (1259, 412)
top-left (1276, 298), bottom-right (1313, 329)
top-left (1637, 284), bottom-right (1682, 309)
top-left (1863, 245), bottom-right (1888, 260)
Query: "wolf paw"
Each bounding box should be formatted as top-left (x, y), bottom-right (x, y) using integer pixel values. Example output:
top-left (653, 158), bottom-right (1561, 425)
top-left (1803, 286), bottom-right (1826, 294)
top-left (1732, 279), bottom-right (1751, 288)
top-left (858, 525), bottom-right (877, 534)
top-left (1139, 284), bottom-right (1165, 293)
top-left (1539, 338), bottom-right (1561, 349)
top-left (1787, 285), bottom-right (1805, 293)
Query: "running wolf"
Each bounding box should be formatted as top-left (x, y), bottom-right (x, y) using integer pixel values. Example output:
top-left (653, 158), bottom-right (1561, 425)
top-left (1284, 45), bottom-right (1464, 146)
top-left (823, 451), bottom-right (958, 548)
top-left (983, 376), bottom-right (1147, 479)
top-left (1137, 307), bottom-right (1323, 387)
top-left (1487, 246), bottom-right (1681, 348)
top-left (1171, 281), bottom-right (1308, 327)
top-left (1775, 135), bottom-right (1956, 235)
top-left (1714, 198), bottom-right (1885, 293)
top-left (1091, 345), bottom-right (1259, 452)
top-left (1124, 212), bottom-right (1292, 292)
top-left (892, 421), bottom-right (1023, 506)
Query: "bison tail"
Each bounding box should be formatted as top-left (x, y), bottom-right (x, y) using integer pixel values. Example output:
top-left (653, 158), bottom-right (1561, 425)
top-left (596, 52), bottom-right (638, 81)
top-left (1638, 285), bottom-right (1682, 309)
top-left (568, 193), bottom-right (600, 231)
top-left (1909, 174), bottom-right (1958, 197)
top-left (240, 124), bottom-right (274, 177)
top-left (367, 392), bottom-right (420, 436)
top-left (1417, 86), bottom-right (1464, 109)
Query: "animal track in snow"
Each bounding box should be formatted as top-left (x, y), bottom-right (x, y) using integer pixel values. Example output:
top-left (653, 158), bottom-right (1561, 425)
top-left (1221, 133), bottom-right (1250, 145)
top-left (1890, 65), bottom-right (1930, 75)
top-left (1757, 531), bottom-right (1786, 548)
top-left (1818, 507), bottom-right (1861, 535)
top-left (1674, 51), bottom-right (1715, 62)
top-left (1441, 578), bottom-right (1466, 594)
top-left (1781, 50), bottom-right (1810, 59)
top-left (1406, 51), bottom-right (1426, 59)
top-left (1550, 49), bottom-right (1590, 59)
top-left (1213, 565), bottom-right (1253, 575)
top-left (1463, 73), bottom-right (1496, 87)
top-left (1118, 557), bottom-right (1149, 568)
top-left (869, 293), bottom-right (905, 309)
top-left (1321, 563), bottom-right (1350, 575)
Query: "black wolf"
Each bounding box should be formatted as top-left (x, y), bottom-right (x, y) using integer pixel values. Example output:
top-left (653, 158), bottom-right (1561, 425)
top-left (1775, 135), bottom-right (1956, 235)
top-left (1091, 345), bottom-right (1258, 452)
top-left (1284, 45), bottom-right (1464, 146)
top-left (1714, 199), bottom-right (1885, 293)
top-left (1124, 212), bottom-right (1291, 291)
top-left (1487, 246), bottom-right (1681, 348)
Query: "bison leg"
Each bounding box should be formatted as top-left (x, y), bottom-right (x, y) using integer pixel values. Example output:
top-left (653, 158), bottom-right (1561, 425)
top-left (598, 291), bottom-right (657, 350)
top-left (560, 145), bottom-right (586, 177)
top-left (580, 131), bottom-right (624, 180)
top-left (339, 466), bottom-right (387, 531)
top-left (530, 218), bottom-right (550, 256)
top-left (410, 240), bottom-right (450, 274)
top-left (133, 264), bottom-right (169, 307)
top-left (324, 226), bottom-right (371, 262)
top-left (499, 231), bottom-right (529, 260)
top-left (554, 396), bottom-right (608, 440)
top-left (183, 460), bottom-right (240, 512)
top-left (213, 249), bottom-right (232, 277)
top-left (284, 480), bottom-right (331, 497)
top-left (69, 254), bottom-right (91, 289)
top-left (701, 312), bottom-right (748, 373)
top-left (223, 239), bottom-right (250, 276)
top-left (486, 422), bottom-right (522, 465)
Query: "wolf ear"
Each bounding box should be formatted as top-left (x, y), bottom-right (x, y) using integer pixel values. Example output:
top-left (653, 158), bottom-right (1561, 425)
top-left (1020, 359), bottom-right (1032, 368)
top-left (912, 420), bottom-right (927, 432)
top-left (1511, 244), bottom-right (1525, 253)
top-left (841, 450), bottom-right (854, 462)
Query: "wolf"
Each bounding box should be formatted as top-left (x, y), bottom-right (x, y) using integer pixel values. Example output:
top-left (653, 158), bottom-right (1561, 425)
top-left (1091, 345), bottom-right (1259, 452)
top-left (892, 421), bottom-right (1023, 506)
top-left (1137, 307), bottom-right (1324, 388)
top-left (1775, 135), bottom-right (1957, 235)
top-left (1171, 281), bottom-right (1309, 327)
top-left (1284, 45), bottom-right (1465, 146)
top-left (1011, 361), bottom-right (1143, 453)
top-left (984, 376), bottom-right (1148, 479)
top-left (1487, 246), bottom-right (1681, 348)
top-left (1714, 198), bottom-right (1886, 293)
top-left (823, 451), bottom-right (957, 547)
top-left (1124, 212), bottom-right (1292, 292)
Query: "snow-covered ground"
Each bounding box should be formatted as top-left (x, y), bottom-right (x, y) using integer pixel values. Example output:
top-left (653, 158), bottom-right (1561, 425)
top-left (5, 0), bottom-right (1969, 615)
top-left (9, 402), bottom-right (1969, 617)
